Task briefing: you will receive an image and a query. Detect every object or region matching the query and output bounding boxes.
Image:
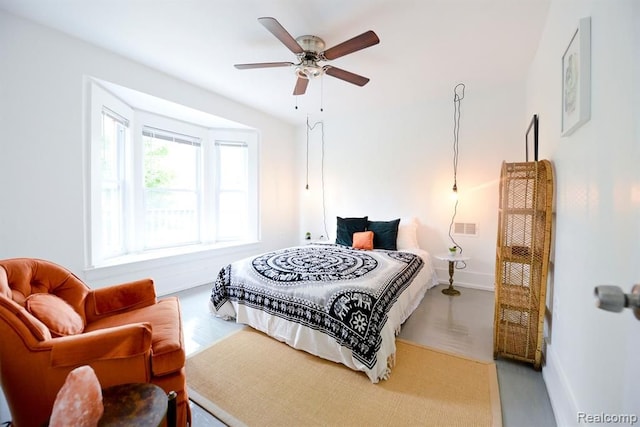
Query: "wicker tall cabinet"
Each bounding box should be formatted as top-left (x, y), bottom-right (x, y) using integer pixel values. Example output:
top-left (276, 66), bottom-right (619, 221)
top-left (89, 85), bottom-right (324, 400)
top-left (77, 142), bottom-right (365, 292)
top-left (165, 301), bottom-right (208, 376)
top-left (493, 160), bottom-right (553, 369)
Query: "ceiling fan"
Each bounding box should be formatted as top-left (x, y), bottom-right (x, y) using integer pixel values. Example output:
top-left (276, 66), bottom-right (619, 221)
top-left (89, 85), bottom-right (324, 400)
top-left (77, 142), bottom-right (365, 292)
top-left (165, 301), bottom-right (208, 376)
top-left (234, 17), bottom-right (380, 96)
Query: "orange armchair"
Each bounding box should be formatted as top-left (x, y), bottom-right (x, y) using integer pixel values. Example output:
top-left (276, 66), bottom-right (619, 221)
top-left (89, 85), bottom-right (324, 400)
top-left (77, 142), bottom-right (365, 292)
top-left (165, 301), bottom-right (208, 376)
top-left (0, 258), bottom-right (191, 427)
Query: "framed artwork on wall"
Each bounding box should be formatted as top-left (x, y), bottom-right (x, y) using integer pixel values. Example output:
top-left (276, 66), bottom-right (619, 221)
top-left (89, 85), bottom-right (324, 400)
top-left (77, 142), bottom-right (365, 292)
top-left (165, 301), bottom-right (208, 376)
top-left (526, 114), bottom-right (538, 162)
top-left (561, 17), bottom-right (591, 136)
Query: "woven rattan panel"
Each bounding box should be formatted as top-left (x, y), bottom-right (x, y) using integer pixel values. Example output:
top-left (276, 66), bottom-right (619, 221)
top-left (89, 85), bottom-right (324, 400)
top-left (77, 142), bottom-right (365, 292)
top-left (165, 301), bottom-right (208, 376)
top-left (493, 161), bottom-right (553, 369)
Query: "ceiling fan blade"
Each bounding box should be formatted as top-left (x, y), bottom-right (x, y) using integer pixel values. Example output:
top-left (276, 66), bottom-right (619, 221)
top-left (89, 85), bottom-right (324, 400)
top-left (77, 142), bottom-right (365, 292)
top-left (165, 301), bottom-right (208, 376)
top-left (258, 17), bottom-right (304, 55)
top-left (293, 77), bottom-right (309, 95)
top-left (324, 66), bottom-right (370, 87)
top-left (234, 62), bottom-right (293, 70)
top-left (321, 30), bottom-right (380, 60)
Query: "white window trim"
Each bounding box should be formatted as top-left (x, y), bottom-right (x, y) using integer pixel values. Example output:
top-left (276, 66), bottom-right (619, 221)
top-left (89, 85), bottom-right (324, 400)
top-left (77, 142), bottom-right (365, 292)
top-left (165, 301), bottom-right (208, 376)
top-left (89, 83), bottom-right (134, 264)
top-left (211, 129), bottom-right (259, 242)
top-left (135, 111), bottom-right (207, 251)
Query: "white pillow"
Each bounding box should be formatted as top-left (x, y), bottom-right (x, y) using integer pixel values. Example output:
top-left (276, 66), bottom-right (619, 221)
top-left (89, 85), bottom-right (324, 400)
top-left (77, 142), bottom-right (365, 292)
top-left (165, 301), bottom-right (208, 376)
top-left (396, 217), bottom-right (420, 250)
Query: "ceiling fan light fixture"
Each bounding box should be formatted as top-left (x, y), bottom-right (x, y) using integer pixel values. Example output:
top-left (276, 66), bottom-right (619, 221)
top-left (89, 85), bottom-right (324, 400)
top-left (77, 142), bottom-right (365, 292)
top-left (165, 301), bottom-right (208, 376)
top-left (295, 64), bottom-right (323, 79)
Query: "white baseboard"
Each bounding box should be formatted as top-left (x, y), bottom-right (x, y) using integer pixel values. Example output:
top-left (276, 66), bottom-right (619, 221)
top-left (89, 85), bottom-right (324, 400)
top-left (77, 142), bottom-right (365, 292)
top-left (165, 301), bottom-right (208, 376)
top-left (543, 344), bottom-right (576, 427)
top-left (434, 267), bottom-right (494, 291)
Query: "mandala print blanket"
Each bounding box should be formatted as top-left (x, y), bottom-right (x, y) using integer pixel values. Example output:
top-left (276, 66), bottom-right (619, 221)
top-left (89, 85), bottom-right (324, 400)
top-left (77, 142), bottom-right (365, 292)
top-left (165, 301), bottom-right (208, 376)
top-left (211, 244), bottom-right (424, 369)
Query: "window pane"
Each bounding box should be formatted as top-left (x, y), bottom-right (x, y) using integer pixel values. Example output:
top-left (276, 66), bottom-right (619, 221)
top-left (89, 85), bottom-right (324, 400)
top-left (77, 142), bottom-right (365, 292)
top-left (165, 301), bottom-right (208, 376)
top-left (144, 136), bottom-right (199, 190)
top-left (218, 144), bottom-right (247, 190)
top-left (143, 131), bottom-right (201, 249)
top-left (100, 113), bottom-right (125, 257)
top-left (217, 192), bottom-right (248, 240)
top-left (216, 143), bottom-right (249, 241)
top-left (101, 183), bottom-right (123, 256)
top-left (144, 189), bottom-right (199, 248)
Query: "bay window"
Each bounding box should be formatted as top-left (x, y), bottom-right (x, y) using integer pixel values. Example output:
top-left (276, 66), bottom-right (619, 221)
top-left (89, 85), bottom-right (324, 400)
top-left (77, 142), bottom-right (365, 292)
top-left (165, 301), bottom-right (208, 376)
top-left (88, 80), bottom-right (258, 267)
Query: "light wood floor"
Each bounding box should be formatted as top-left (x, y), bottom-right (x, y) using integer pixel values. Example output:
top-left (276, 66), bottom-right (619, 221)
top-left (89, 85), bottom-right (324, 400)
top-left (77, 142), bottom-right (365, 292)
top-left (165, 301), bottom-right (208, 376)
top-left (173, 283), bottom-right (556, 427)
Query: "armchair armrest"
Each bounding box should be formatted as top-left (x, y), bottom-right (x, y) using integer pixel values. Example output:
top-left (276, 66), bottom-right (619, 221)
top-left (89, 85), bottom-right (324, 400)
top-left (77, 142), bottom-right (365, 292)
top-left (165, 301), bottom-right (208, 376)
top-left (85, 279), bottom-right (157, 322)
top-left (49, 322), bottom-right (153, 368)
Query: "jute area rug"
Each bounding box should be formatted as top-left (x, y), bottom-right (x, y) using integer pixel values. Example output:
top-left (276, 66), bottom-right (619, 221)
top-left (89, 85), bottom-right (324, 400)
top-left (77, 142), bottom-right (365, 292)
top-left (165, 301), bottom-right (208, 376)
top-left (187, 328), bottom-right (502, 427)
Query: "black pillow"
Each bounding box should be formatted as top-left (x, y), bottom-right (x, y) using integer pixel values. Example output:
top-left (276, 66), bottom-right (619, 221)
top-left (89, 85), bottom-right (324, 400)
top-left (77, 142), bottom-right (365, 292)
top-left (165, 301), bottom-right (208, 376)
top-left (336, 216), bottom-right (368, 246)
top-left (367, 219), bottom-right (401, 250)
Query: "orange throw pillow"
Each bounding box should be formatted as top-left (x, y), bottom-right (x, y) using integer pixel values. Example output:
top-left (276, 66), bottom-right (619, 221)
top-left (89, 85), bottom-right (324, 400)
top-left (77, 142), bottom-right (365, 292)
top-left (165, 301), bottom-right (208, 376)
top-left (352, 231), bottom-right (374, 250)
top-left (25, 293), bottom-right (84, 337)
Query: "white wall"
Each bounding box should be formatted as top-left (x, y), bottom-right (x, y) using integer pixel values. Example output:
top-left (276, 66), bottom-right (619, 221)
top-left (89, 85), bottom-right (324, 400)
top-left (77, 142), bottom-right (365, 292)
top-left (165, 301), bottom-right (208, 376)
top-left (299, 82), bottom-right (526, 290)
top-left (526, 0), bottom-right (640, 424)
top-left (0, 11), bottom-right (299, 294)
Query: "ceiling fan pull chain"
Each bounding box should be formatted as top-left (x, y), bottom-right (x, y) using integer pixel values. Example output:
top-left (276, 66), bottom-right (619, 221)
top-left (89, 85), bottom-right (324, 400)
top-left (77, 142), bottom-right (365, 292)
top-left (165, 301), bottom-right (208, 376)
top-left (320, 75), bottom-right (324, 112)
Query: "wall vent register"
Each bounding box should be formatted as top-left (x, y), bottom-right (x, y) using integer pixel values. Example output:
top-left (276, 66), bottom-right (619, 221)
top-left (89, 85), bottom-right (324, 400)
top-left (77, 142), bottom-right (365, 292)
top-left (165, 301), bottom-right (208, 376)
top-left (453, 222), bottom-right (478, 236)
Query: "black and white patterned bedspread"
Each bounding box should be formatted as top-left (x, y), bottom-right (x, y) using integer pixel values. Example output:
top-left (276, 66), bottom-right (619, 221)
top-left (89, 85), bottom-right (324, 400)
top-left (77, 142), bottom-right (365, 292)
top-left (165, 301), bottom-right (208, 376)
top-left (211, 244), bottom-right (424, 369)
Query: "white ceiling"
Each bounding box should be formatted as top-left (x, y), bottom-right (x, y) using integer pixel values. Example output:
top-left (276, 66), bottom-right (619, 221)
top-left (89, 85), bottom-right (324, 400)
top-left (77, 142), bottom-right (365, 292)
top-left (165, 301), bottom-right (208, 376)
top-left (0, 0), bottom-right (550, 125)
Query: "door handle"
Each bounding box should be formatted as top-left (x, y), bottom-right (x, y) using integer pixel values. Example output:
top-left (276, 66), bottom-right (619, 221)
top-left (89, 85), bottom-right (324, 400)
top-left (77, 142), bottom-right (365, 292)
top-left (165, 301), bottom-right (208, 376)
top-left (594, 285), bottom-right (640, 320)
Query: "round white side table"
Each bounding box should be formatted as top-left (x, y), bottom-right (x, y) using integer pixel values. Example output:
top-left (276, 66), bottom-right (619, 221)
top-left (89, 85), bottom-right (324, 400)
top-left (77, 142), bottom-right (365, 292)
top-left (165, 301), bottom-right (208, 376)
top-left (434, 253), bottom-right (470, 296)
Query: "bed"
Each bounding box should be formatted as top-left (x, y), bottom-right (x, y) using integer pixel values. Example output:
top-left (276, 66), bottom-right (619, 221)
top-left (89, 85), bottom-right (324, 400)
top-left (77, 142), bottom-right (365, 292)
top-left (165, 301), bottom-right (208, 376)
top-left (210, 219), bottom-right (437, 382)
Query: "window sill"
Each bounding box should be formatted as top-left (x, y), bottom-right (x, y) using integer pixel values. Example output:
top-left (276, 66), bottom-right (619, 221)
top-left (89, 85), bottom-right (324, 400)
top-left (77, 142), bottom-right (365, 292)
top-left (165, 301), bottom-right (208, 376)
top-left (84, 241), bottom-right (260, 283)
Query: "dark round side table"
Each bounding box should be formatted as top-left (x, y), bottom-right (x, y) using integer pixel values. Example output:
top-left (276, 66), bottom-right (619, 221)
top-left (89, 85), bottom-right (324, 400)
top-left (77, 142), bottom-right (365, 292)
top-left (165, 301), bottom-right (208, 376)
top-left (99, 383), bottom-right (168, 427)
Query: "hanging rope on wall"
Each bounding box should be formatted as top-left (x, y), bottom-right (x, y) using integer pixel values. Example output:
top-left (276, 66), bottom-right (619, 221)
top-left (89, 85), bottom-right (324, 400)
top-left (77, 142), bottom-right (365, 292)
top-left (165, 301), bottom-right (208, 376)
top-left (306, 117), bottom-right (329, 239)
top-left (451, 83), bottom-right (465, 197)
top-left (449, 83), bottom-right (467, 268)
top-left (305, 116), bottom-right (310, 190)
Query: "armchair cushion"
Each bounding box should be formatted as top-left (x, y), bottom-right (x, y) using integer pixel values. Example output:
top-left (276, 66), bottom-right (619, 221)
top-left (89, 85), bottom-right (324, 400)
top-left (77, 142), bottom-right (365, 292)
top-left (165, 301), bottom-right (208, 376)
top-left (50, 323), bottom-right (153, 368)
top-left (26, 293), bottom-right (84, 337)
top-left (86, 279), bottom-right (156, 321)
top-left (84, 297), bottom-right (184, 376)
